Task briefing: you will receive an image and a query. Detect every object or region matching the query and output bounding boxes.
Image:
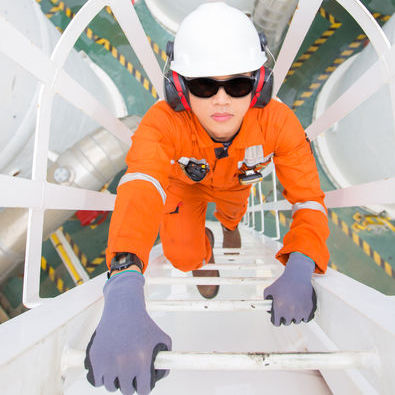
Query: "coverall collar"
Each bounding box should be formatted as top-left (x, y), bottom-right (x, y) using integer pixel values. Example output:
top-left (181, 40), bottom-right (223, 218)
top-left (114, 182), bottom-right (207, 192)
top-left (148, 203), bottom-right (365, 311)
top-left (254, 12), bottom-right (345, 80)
top-left (191, 108), bottom-right (263, 150)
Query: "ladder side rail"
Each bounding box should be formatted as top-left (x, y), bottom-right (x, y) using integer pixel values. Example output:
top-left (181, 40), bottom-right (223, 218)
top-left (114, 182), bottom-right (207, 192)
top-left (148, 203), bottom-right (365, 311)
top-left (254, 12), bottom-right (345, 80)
top-left (271, 166), bottom-right (281, 240)
top-left (307, 268), bottom-right (395, 394)
top-left (0, 275), bottom-right (107, 395)
top-left (300, 321), bottom-right (380, 395)
top-left (256, 176), bottom-right (265, 234)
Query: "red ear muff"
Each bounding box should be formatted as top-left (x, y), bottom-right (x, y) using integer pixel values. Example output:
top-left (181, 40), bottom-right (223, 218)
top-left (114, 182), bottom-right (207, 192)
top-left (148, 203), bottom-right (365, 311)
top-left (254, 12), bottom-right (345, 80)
top-left (172, 71), bottom-right (191, 111)
top-left (164, 70), bottom-right (191, 112)
top-left (250, 66), bottom-right (265, 108)
top-left (164, 40), bottom-right (191, 112)
top-left (250, 66), bottom-right (273, 109)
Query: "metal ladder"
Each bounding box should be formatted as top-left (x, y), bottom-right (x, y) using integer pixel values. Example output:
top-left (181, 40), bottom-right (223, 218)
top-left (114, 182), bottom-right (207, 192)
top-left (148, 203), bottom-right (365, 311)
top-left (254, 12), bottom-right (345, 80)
top-left (59, 221), bottom-right (377, 394)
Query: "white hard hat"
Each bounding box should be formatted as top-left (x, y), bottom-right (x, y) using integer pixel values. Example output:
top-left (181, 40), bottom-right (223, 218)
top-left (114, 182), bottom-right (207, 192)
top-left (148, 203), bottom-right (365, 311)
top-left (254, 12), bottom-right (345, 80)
top-left (170, 2), bottom-right (267, 77)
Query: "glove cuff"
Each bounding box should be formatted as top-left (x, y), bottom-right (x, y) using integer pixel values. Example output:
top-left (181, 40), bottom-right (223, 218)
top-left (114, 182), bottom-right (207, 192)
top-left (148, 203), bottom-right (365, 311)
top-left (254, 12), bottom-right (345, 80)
top-left (285, 252), bottom-right (315, 278)
top-left (103, 270), bottom-right (146, 304)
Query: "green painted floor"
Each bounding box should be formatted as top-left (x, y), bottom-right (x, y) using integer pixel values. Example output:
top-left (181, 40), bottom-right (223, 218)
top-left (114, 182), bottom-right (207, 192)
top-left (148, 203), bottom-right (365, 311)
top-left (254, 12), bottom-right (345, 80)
top-left (1, 0), bottom-right (395, 319)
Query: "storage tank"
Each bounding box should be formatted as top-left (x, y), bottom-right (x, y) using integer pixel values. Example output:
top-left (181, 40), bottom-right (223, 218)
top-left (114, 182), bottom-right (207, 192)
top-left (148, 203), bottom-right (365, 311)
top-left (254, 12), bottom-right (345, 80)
top-left (314, 15), bottom-right (395, 218)
top-left (144, 0), bottom-right (255, 34)
top-left (0, 0), bottom-right (126, 178)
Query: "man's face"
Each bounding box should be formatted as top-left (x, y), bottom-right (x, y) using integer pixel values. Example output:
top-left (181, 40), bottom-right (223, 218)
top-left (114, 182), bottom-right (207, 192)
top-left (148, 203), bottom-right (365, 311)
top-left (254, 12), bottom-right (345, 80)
top-left (188, 73), bottom-right (252, 142)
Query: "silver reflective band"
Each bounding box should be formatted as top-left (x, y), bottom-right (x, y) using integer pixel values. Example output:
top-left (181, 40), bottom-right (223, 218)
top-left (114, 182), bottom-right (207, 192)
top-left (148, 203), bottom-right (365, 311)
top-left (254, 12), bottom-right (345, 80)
top-left (118, 173), bottom-right (167, 204)
top-left (292, 201), bottom-right (327, 217)
top-left (243, 145), bottom-right (264, 168)
top-left (238, 150), bottom-right (273, 169)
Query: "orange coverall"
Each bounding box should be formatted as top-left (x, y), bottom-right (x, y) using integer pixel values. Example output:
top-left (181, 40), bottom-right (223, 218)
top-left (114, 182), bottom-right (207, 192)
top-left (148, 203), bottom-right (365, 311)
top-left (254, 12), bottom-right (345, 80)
top-left (106, 99), bottom-right (330, 274)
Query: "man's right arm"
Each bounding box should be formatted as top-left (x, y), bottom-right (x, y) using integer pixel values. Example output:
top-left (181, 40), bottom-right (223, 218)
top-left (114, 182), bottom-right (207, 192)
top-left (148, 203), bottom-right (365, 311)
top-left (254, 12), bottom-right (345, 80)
top-left (106, 102), bottom-right (177, 272)
top-left (86, 102), bottom-right (177, 394)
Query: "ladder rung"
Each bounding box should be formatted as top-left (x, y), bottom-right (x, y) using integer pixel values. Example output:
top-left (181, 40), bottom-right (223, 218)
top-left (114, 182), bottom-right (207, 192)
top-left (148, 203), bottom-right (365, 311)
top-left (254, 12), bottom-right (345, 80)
top-left (63, 350), bottom-right (374, 372)
top-left (212, 248), bottom-right (265, 255)
top-left (161, 263), bottom-right (276, 271)
top-left (213, 258), bottom-right (276, 265)
top-left (146, 299), bottom-right (271, 311)
top-left (154, 351), bottom-right (374, 370)
top-left (146, 276), bottom-right (272, 285)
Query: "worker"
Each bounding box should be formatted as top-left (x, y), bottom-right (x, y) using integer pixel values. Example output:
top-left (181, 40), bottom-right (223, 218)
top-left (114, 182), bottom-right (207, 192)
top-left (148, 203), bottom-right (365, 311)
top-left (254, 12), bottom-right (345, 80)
top-left (84, 2), bottom-right (330, 394)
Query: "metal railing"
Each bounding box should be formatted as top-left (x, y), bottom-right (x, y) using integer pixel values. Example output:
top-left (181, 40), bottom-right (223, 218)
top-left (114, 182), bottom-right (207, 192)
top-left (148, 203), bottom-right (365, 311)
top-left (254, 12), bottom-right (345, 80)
top-left (0, 0), bottom-right (393, 307)
top-left (0, 1), bottom-right (394, 393)
top-left (244, 0), bottom-right (395, 241)
top-left (0, 0), bottom-right (164, 307)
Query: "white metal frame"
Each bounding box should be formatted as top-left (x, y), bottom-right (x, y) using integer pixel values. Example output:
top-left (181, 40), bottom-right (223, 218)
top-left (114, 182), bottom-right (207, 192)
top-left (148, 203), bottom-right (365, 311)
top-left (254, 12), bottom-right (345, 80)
top-left (0, 240), bottom-right (392, 394)
top-left (247, 0), bottom-right (395, 236)
top-left (0, 0), bottom-right (164, 307)
top-left (244, 161), bottom-right (281, 240)
top-left (0, 0), bottom-right (392, 307)
top-left (0, 2), bottom-right (394, 392)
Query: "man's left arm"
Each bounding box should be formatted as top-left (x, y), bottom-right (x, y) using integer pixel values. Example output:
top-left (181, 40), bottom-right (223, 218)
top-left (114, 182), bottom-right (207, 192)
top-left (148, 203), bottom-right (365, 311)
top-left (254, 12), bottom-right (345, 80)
top-left (264, 103), bottom-right (329, 326)
top-left (272, 107), bottom-right (329, 273)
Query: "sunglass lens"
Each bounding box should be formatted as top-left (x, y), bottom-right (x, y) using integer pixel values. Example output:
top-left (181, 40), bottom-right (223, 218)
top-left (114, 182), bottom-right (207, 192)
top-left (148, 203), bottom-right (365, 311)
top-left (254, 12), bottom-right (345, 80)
top-left (187, 78), bottom-right (218, 98)
top-left (225, 78), bottom-right (254, 97)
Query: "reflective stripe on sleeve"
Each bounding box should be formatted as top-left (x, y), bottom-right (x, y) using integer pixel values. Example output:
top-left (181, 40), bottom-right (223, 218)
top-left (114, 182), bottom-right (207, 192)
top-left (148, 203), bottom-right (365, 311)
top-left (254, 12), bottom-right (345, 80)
top-left (292, 201), bottom-right (327, 217)
top-left (118, 172), bottom-right (167, 204)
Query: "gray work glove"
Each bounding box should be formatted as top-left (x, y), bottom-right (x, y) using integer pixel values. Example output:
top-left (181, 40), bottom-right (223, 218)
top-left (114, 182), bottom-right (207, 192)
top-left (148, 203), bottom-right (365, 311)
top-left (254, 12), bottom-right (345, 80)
top-left (264, 252), bottom-right (317, 326)
top-left (85, 271), bottom-right (172, 394)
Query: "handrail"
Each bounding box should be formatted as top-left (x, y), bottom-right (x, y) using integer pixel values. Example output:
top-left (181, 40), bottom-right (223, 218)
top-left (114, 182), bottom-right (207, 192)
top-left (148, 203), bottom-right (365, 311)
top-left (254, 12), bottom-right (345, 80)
top-left (0, 0), bottom-right (393, 306)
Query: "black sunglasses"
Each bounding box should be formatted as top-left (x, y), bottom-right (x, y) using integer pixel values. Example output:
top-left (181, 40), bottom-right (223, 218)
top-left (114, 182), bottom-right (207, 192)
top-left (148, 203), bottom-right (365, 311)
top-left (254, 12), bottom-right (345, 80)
top-left (184, 76), bottom-right (255, 98)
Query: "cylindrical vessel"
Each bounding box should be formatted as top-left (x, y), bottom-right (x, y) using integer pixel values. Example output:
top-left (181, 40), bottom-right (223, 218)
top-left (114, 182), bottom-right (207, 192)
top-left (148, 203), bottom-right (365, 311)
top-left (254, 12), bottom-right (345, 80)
top-left (144, 0), bottom-right (255, 34)
top-left (314, 16), bottom-right (395, 218)
top-left (0, 0), bottom-right (126, 178)
top-left (252, 0), bottom-right (299, 55)
top-left (0, 116), bottom-right (140, 281)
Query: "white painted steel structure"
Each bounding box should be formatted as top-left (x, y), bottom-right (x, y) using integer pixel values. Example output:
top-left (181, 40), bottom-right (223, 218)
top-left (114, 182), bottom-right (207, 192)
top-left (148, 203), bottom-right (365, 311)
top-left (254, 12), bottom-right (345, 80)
top-left (0, 228), bottom-right (393, 394)
top-left (313, 15), bottom-right (395, 218)
top-left (0, 0), bottom-right (394, 394)
top-left (250, 0), bottom-right (395, 233)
